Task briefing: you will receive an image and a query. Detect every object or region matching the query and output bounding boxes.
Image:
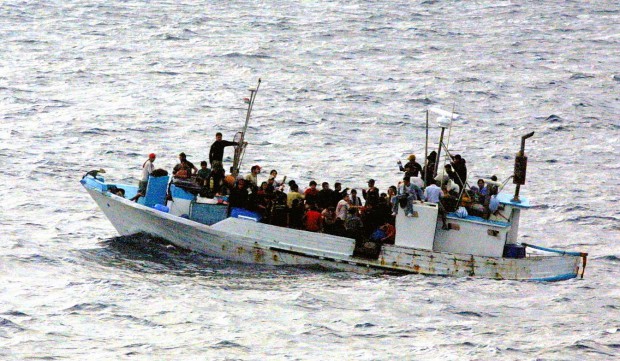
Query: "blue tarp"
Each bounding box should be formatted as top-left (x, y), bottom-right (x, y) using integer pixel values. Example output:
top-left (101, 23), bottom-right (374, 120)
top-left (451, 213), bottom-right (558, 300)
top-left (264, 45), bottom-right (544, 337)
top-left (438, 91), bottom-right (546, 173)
top-left (169, 184), bottom-right (196, 201)
top-left (143, 176), bottom-right (169, 208)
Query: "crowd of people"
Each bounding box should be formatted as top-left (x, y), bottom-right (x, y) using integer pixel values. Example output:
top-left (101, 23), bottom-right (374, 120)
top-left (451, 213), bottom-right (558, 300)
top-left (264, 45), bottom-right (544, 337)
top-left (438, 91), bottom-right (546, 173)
top-left (135, 133), bottom-right (502, 246)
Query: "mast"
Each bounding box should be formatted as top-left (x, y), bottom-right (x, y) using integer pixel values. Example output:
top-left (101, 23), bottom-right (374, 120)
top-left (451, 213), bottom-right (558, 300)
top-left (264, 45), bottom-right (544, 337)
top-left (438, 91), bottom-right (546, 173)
top-left (424, 109), bottom-right (429, 187)
top-left (232, 78), bottom-right (261, 176)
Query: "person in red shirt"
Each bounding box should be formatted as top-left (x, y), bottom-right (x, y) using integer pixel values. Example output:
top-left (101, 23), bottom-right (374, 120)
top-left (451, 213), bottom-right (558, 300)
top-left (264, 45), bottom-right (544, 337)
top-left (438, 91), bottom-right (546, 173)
top-left (303, 204), bottom-right (323, 232)
top-left (304, 180), bottom-right (319, 206)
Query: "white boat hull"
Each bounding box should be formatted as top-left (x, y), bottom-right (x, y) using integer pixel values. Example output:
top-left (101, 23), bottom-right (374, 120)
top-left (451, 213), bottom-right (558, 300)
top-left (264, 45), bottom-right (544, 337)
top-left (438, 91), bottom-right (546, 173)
top-left (85, 185), bottom-right (584, 281)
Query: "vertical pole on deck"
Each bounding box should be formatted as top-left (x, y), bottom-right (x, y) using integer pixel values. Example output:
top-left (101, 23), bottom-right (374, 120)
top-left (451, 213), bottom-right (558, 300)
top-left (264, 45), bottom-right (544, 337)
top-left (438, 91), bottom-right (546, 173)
top-left (434, 126), bottom-right (446, 178)
top-left (424, 110), bottom-right (429, 187)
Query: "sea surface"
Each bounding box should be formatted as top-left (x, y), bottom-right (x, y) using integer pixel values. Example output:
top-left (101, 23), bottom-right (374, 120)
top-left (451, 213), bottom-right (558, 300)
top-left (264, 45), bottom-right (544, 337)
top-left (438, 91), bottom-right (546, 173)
top-left (1, 0), bottom-right (619, 359)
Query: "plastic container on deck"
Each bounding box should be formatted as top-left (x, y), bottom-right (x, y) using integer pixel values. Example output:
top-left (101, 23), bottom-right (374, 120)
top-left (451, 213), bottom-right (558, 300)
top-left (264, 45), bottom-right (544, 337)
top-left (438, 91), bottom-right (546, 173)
top-left (153, 204), bottom-right (169, 213)
top-left (230, 208), bottom-right (261, 222)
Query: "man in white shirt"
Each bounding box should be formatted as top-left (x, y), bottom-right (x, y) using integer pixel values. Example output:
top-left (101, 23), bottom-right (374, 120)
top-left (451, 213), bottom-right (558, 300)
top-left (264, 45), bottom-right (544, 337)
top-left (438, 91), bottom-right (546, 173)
top-left (336, 194), bottom-right (351, 221)
top-left (139, 153), bottom-right (156, 194)
top-left (130, 153), bottom-right (156, 202)
top-left (424, 180), bottom-right (442, 203)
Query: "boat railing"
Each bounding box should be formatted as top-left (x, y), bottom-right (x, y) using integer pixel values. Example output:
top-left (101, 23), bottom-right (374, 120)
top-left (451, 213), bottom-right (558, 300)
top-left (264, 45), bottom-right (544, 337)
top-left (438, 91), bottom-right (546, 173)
top-left (522, 243), bottom-right (588, 279)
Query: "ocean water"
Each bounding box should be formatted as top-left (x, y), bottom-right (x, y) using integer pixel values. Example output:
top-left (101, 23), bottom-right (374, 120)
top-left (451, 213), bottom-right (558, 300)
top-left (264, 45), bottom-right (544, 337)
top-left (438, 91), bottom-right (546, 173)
top-left (1, 0), bottom-right (619, 359)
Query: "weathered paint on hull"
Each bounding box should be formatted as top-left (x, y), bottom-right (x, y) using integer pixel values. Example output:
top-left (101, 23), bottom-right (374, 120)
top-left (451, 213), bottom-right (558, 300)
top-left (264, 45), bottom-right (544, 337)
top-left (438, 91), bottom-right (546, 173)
top-left (86, 188), bottom-right (582, 280)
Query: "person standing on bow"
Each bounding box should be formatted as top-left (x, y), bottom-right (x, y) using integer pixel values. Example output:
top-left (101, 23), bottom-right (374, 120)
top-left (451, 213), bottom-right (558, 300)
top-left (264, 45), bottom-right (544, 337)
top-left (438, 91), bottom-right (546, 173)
top-left (209, 132), bottom-right (241, 172)
top-left (139, 153), bottom-right (156, 194)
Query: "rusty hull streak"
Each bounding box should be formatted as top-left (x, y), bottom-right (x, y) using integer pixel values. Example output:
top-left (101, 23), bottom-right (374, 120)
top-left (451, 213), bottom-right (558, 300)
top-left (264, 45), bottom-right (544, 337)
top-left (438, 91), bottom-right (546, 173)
top-left (253, 247), bottom-right (265, 263)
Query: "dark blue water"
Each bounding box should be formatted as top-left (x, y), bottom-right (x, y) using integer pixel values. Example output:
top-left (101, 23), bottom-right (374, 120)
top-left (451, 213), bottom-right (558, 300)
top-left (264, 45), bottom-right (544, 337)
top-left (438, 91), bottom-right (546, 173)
top-left (1, 0), bottom-right (619, 359)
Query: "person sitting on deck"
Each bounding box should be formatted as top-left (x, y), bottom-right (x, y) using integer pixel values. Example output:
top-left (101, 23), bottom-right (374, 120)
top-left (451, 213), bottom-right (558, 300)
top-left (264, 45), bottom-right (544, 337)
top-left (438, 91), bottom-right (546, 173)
top-left (173, 152), bottom-right (197, 179)
top-left (228, 178), bottom-right (249, 213)
top-left (361, 202), bottom-right (381, 238)
top-left (349, 189), bottom-right (363, 208)
top-left (244, 165), bottom-right (261, 188)
top-left (344, 207), bottom-right (364, 240)
top-left (321, 206), bottom-right (338, 234)
top-left (398, 154), bottom-right (423, 177)
top-left (270, 190), bottom-right (288, 227)
top-left (378, 222), bottom-right (396, 245)
top-left (398, 176), bottom-right (424, 217)
top-left (289, 198), bottom-right (304, 229)
top-left (196, 161), bottom-right (211, 186)
top-left (304, 180), bottom-right (319, 206)
top-left (483, 185), bottom-right (500, 220)
top-left (268, 169), bottom-right (286, 190)
top-left (336, 193), bottom-right (351, 222)
top-left (475, 179), bottom-right (488, 196)
top-left (303, 204), bottom-right (322, 232)
top-left (376, 192), bottom-right (393, 225)
top-left (255, 181), bottom-right (273, 221)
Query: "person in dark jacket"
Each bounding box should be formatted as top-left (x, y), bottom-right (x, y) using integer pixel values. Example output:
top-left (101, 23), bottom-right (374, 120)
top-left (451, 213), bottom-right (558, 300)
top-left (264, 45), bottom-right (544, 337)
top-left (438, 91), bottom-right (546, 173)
top-left (451, 154), bottom-right (467, 189)
top-left (398, 154), bottom-right (422, 177)
top-left (209, 132), bottom-right (240, 171)
top-left (423, 151), bottom-right (437, 186)
top-left (228, 178), bottom-right (249, 213)
top-left (317, 182), bottom-right (335, 210)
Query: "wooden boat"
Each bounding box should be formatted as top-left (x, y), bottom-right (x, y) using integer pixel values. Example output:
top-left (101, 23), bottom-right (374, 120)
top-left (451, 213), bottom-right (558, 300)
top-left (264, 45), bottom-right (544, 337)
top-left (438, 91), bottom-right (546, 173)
top-left (81, 86), bottom-right (587, 281)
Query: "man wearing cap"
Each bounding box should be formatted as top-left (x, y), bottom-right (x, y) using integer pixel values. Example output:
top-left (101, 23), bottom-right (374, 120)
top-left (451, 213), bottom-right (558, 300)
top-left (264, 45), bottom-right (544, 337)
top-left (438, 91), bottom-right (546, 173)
top-left (131, 153), bottom-right (156, 202)
top-left (138, 153), bottom-right (156, 194)
top-left (398, 154), bottom-right (422, 177)
top-left (362, 179), bottom-right (379, 206)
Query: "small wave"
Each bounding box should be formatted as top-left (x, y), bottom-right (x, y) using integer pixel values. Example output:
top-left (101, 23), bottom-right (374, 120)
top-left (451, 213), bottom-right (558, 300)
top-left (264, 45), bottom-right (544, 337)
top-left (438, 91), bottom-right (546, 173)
top-left (570, 73), bottom-right (595, 80)
top-left (290, 131), bottom-right (309, 136)
top-left (211, 340), bottom-right (248, 350)
top-left (0, 317), bottom-right (26, 331)
top-left (594, 255), bottom-right (620, 262)
top-left (0, 311), bottom-right (28, 317)
top-left (148, 71), bottom-right (179, 76)
top-left (455, 311), bottom-right (483, 317)
top-left (65, 302), bottom-right (113, 312)
top-left (545, 114), bottom-right (563, 122)
top-left (355, 322), bottom-right (376, 328)
top-left (115, 314), bottom-right (162, 328)
top-left (566, 215), bottom-right (619, 224)
top-left (159, 34), bottom-right (186, 41)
